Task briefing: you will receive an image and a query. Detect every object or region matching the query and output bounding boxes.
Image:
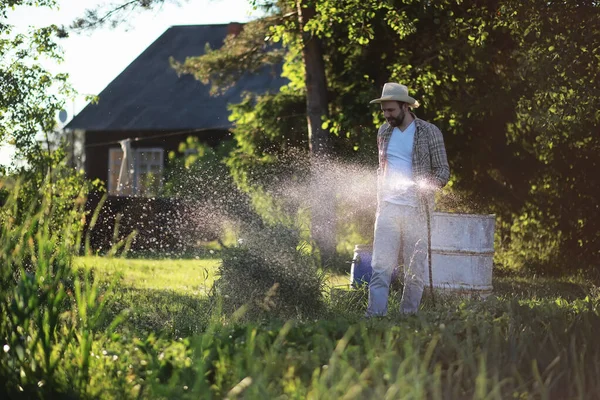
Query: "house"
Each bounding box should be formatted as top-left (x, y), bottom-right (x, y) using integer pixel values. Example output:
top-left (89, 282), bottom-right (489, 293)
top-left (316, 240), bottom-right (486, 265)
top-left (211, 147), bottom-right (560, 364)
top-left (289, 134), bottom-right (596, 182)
top-left (64, 23), bottom-right (286, 253)
top-left (66, 22), bottom-right (286, 197)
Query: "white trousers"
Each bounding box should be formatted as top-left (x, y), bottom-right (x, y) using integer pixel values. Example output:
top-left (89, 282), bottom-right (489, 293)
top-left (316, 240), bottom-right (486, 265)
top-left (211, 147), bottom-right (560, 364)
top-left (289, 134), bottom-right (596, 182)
top-left (367, 202), bottom-right (428, 316)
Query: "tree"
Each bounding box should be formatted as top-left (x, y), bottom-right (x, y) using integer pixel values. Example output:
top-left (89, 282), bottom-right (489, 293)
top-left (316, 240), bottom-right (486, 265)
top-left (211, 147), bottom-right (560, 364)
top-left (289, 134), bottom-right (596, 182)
top-left (0, 0), bottom-right (91, 232)
top-left (71, 0), bottom-right (600, 271)
top-left (173, 0), bottom-right (338, 261)
top-left (295, 0), bottom-right (329, 155)
top-left (299, 0), bottom-right (600, 271)
top-left (0, 0), bottom-right (72, 170)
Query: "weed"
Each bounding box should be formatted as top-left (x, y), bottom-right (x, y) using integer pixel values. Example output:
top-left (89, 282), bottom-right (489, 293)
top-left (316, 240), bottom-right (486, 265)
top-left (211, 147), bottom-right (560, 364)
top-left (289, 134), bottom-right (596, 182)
top-left (213, 223), bottom-right (326, 322)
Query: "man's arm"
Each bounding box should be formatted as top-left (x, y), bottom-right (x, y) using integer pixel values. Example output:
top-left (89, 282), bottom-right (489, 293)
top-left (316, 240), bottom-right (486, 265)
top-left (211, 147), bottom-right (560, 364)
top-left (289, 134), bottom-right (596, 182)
top-left (428, 125), bottom-right (450, 188)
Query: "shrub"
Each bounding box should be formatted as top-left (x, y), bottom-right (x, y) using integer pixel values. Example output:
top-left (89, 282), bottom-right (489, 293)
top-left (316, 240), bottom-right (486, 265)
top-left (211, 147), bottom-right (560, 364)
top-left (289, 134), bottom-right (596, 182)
top-left (213, 223), bottom-right (326, 322)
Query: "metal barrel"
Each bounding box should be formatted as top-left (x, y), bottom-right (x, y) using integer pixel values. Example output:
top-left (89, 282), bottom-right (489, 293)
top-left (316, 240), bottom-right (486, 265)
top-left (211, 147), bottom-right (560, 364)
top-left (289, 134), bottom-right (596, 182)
top-left (428, 212), bottom-right (495, 296)
top-left (350, 212), bottom-right (495, 296)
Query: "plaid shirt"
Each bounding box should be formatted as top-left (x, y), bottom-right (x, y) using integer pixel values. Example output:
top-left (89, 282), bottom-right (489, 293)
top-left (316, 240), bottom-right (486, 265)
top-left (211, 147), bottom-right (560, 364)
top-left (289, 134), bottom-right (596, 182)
top-left (377, 114), bottom-right (450, 213)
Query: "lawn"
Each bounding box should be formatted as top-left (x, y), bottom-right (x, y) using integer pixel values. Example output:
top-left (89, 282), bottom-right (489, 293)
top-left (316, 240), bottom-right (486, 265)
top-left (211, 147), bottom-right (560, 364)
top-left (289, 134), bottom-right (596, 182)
top-left (75, 254), bottom-right (350, 300)
top-left (7, 252), bottom-right (600, 399)
top-left (74, 255), bottom-right (351, 338)
top-left (76, 256), bottom-right (600, 399)
top-left (76, 255), bottom-right (597, 304)
top-left (75, 256), bottom-right (222, 296)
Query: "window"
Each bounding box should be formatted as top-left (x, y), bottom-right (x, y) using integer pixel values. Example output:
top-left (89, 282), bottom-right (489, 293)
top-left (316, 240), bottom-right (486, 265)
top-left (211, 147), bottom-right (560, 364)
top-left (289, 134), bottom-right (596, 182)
top-left (107, 147), bottom-right (164, 197)
top-left (135, 148), bottom-right (164, 197)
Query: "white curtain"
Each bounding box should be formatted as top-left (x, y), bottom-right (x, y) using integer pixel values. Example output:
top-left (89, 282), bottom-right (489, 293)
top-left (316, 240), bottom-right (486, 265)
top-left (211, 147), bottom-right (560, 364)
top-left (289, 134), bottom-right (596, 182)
top-left (116, 139), bottom-right (135, 195)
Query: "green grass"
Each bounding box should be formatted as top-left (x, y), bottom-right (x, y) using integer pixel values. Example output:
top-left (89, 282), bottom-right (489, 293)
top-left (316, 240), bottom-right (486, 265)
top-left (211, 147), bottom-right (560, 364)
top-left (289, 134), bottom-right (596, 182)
top-left (75, 256), bottom-right (221, 296)
top-left (75, 254), bottom-right (598, 306)
top-left (85, 262), bottom-right (600, 399)
top-left (493, 273), bottom-right (598, 300)
top-left (6, 178), bottom-right (600, 399)
top-left (8, 253), bottom-right (600, 399)
top-left (75, 255), bottom-right (352, 295)
top-left (73, 256), bottom-right (353, 338)
top-left (73, 256), bottom-right (222, 339)
top-left (74, 255), bottom-right (600, 335)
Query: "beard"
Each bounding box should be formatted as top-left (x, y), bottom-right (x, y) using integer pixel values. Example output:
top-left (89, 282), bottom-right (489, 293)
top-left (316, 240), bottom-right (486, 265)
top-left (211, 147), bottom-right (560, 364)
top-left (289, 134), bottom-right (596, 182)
top-left (387, 109), bottom-right (406, 127)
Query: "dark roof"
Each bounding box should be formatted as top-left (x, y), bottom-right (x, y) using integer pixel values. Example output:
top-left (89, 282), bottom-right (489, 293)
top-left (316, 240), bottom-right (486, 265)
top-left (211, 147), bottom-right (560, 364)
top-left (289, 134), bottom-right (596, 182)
top-left (66, 24), bottom-right (286, 131)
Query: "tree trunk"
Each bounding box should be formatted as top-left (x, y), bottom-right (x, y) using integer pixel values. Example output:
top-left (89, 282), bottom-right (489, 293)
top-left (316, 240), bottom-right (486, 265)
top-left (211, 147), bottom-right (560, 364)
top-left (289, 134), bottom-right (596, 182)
top-left (296, 0), bottom-right (329, 155)
top-left (296, 0), bottom-right (336, 263)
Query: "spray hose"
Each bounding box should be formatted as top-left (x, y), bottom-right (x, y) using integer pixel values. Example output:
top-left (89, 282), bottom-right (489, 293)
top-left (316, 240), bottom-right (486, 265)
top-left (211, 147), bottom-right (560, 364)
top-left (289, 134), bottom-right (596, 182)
top-left (424, 200), bottom-right (435, 307)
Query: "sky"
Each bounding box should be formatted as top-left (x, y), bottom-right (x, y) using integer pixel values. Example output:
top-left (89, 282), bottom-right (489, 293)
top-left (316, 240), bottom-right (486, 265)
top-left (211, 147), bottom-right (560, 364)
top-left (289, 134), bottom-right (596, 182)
top-left (0, 0), bottom-right (261, 166)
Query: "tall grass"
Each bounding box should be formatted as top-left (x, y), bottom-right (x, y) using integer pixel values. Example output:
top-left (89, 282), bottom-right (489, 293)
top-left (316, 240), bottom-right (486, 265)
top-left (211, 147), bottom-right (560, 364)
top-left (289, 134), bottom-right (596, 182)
top-left (150, 295), bottom-right (600, 399)
top-left (0, 183), bottom-right (124, 398)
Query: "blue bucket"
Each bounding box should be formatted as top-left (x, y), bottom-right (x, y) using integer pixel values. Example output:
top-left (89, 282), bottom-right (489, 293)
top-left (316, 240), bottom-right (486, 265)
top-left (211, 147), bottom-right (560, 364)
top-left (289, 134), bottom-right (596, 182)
top-left (350, 244), bottom-right (400, 287)
top-left (350, 244), bottom-right (373, 287)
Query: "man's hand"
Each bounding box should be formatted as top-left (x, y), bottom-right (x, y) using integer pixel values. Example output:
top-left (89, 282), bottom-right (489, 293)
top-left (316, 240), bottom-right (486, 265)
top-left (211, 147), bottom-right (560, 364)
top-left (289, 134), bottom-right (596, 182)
top-left (416, 178), bottom-right (441, 193)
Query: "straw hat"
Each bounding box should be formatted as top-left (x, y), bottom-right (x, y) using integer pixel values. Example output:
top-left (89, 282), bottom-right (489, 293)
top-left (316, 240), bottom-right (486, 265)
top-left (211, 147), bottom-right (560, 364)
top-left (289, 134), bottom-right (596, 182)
top-left (370, 83), bottom-right (420, 108)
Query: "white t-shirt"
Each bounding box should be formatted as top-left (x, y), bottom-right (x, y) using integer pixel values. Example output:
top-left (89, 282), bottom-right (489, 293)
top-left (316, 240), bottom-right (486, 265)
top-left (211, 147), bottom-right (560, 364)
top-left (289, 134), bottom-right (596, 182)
top-left (381, 123), bottom-right (418, 207)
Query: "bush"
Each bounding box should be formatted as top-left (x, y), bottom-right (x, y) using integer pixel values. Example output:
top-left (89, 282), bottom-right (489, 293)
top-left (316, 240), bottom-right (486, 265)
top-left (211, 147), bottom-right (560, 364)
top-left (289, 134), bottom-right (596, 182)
top-left (213, 223), bottom-right (326, 321)
top-left (494, 207), bottom-right (564, 275)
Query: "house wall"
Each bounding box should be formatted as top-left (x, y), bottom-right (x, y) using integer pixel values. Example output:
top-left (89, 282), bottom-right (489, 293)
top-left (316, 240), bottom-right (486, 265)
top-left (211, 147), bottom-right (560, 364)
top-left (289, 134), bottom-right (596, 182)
top-left (84, 194), bottom-right (222, 255)
top-left (83, 129), bottom-right (230, 254)
top-left (84, 129), bottom-right (231, 184)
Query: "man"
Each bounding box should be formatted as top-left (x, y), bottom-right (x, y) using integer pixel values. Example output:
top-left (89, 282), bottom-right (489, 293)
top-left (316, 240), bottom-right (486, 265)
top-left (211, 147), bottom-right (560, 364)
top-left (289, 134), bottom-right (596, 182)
top-left (367, 82), bottom-right (450, 316)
